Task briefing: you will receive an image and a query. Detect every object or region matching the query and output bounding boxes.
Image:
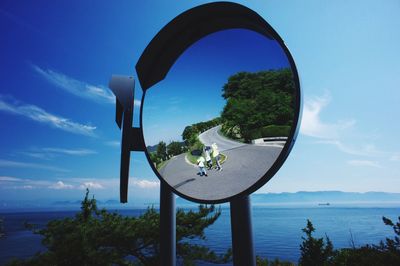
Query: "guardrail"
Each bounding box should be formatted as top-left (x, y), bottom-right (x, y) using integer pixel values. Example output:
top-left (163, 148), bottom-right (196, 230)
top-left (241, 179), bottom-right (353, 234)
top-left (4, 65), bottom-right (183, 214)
top-left (251, 137), bottom-right (288, 144)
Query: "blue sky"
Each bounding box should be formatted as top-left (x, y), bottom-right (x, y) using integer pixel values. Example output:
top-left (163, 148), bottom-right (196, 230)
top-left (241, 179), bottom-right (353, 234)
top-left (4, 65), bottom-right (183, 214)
top-left (1, 0), bottom-right (400, 206)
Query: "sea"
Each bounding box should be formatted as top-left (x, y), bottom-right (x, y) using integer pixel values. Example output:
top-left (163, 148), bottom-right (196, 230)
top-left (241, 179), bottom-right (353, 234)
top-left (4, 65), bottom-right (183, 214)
top-left (0, 203), bottom-right (399, 265)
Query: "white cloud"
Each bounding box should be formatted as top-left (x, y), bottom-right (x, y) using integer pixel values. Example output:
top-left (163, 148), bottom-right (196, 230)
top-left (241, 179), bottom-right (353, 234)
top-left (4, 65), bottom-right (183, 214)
top-left (347, 160), bottom-right (381, 168)
top-left (49, 181), bottom-right (74, 190)
top-left (0, 159), bottom-right (69, 172)
top-left (300, 93), bottom-right (355, 139)
top-left (131, 178), bottom-right (159, 189)
top-left (0, 175), bottom-right (159, 192)
top-left (79, 182), bottom-right (104, 190)
top-left (0, 95), bottom-right (96, 136)
top-left (299, 93), bottom-right (391, 159)
top-left (32, 64), bottom-right (115, 104)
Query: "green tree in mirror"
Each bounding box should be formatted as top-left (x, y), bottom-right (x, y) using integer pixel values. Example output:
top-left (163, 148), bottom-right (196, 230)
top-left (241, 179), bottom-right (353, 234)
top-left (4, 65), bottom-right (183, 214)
top-left (221, 69), bottom-right (295, 143)
top-left (167, 141), bottom-right (186, 157)
top-left (156, 141), bottom-right (168, 161)
top-left (5, 189), bottom-right (231, 266)
top-left (182, 118), bottom-right (221, 147)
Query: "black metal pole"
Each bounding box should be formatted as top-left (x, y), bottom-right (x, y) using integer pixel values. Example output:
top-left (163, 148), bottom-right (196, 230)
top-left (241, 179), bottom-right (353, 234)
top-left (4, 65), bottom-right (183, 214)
top-left (230, 195), bottom-right (255, 266)
top-left (160, 182), bottom-right (176, 266)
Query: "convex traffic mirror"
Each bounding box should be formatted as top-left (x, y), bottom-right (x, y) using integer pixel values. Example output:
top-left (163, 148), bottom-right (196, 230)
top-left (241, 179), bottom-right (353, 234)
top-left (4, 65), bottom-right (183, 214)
top-left (142, 28), bottom-right (300, 203)
top-left (110, 2), bottom-right (301, 204)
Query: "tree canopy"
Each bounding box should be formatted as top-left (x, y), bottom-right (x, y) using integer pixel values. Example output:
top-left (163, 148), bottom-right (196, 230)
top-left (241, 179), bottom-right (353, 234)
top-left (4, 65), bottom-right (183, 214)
top-left (220, 69), bottom-right (295, 142)
top-left (156, 141), bottom-right (167, 161)
top-left (6, 190), bottom-right (231, 266)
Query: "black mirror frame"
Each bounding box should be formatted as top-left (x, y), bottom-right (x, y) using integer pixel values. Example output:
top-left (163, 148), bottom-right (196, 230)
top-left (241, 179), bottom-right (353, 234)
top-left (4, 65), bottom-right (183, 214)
top-left (136, 1), bottom-right (302, 204)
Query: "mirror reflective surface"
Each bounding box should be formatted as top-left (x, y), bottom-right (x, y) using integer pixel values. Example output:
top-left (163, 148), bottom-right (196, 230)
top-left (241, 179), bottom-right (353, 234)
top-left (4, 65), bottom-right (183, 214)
top-left (142, 29), bottom-right (298, 202)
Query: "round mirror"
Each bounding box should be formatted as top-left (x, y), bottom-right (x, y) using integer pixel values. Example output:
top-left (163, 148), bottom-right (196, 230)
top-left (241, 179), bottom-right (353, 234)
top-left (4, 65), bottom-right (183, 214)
top-left (141, 28), bottom-right (300, 203)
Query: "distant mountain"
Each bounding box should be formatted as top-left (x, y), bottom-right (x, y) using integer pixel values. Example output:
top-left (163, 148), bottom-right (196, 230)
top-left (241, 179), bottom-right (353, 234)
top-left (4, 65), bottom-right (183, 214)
top-left (251, 191), bottom-right (400, 204)
top-left (176, 191), bottom-right (400, 206)
top-left (2, 191), bottom-right (399, 212)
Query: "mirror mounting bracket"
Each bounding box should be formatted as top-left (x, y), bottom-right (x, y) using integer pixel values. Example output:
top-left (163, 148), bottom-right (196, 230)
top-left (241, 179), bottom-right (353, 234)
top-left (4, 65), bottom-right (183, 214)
top-left (109, 75), bottom-right (145, 202)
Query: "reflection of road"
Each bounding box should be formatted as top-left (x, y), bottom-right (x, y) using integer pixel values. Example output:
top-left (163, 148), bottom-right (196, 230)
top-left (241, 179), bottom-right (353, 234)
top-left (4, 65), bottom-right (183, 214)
top-left (198, 125), bottom-right (245, 151)
top-left (160, 126), bottom-right (284, 201)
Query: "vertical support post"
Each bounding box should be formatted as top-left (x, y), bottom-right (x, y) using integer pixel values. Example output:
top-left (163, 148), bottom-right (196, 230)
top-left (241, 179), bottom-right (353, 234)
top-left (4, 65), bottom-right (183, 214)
top-left (160, 181), bottom-right (176, 266)
top-left (230, 195), bottom-right (255, 266)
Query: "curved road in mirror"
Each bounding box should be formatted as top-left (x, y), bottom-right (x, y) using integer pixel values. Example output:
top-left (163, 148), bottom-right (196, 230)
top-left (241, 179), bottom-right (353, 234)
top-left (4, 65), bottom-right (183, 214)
top-left (159, 126), bottom-right (284, 201)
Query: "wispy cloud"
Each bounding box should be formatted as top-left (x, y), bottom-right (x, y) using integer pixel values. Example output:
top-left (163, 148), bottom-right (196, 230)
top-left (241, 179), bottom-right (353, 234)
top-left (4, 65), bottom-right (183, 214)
top-left (32, 65), bottom-right (141, 108)
top-left (43, 148), bottom-right (96, 156)
top-left (315, 140), bottom-right (383, 157)
top-left (0, 8), bottom-right (42, 34)
top-left (300, 93), bottom-right (384, 160)
top-left (347, 160), bottom-right (382, 168)
top-left (390, 154), bottom-right (400, 162)
top-left (0, 176), bottom-right (23, 182)
top-left (0, 95), bottom-right (96, 136)
top-left (300, 93), bottom-right (355, 139)
top-left (169, 97), bottom-right (182, 105)
top-left (21, 147), bottom-right (96, 160)
top-left (0, 159), bottom-right (69, 172)
top-left (32, 64), bottom-right (115, 103)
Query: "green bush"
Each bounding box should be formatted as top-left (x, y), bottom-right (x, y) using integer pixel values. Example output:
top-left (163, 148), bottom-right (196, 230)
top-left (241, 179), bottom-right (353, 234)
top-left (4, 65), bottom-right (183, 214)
top-left (221, 124), bottom-right (242, 140)
top-left (261, 125), bottom-right (291, 137)
top-left (248, 125), bottom-right (291, 140)
top-left (299, 216), bottom-right (400, 266)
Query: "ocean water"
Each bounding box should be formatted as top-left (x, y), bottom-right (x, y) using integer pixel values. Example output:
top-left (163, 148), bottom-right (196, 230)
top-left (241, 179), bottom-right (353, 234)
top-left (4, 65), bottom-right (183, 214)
top-left (0, 205), bottom-right (399, 265)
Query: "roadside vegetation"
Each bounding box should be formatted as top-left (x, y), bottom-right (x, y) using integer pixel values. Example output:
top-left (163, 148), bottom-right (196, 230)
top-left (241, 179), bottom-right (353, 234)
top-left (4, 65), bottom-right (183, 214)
top-left (149, 140), bottom-right (187, 170)
top-left (182, 118), bottom-right (221, 147)
top-left (149, 116), bottom-right (228, 170)
top-left (220, 69), bottom-right (295, 143)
